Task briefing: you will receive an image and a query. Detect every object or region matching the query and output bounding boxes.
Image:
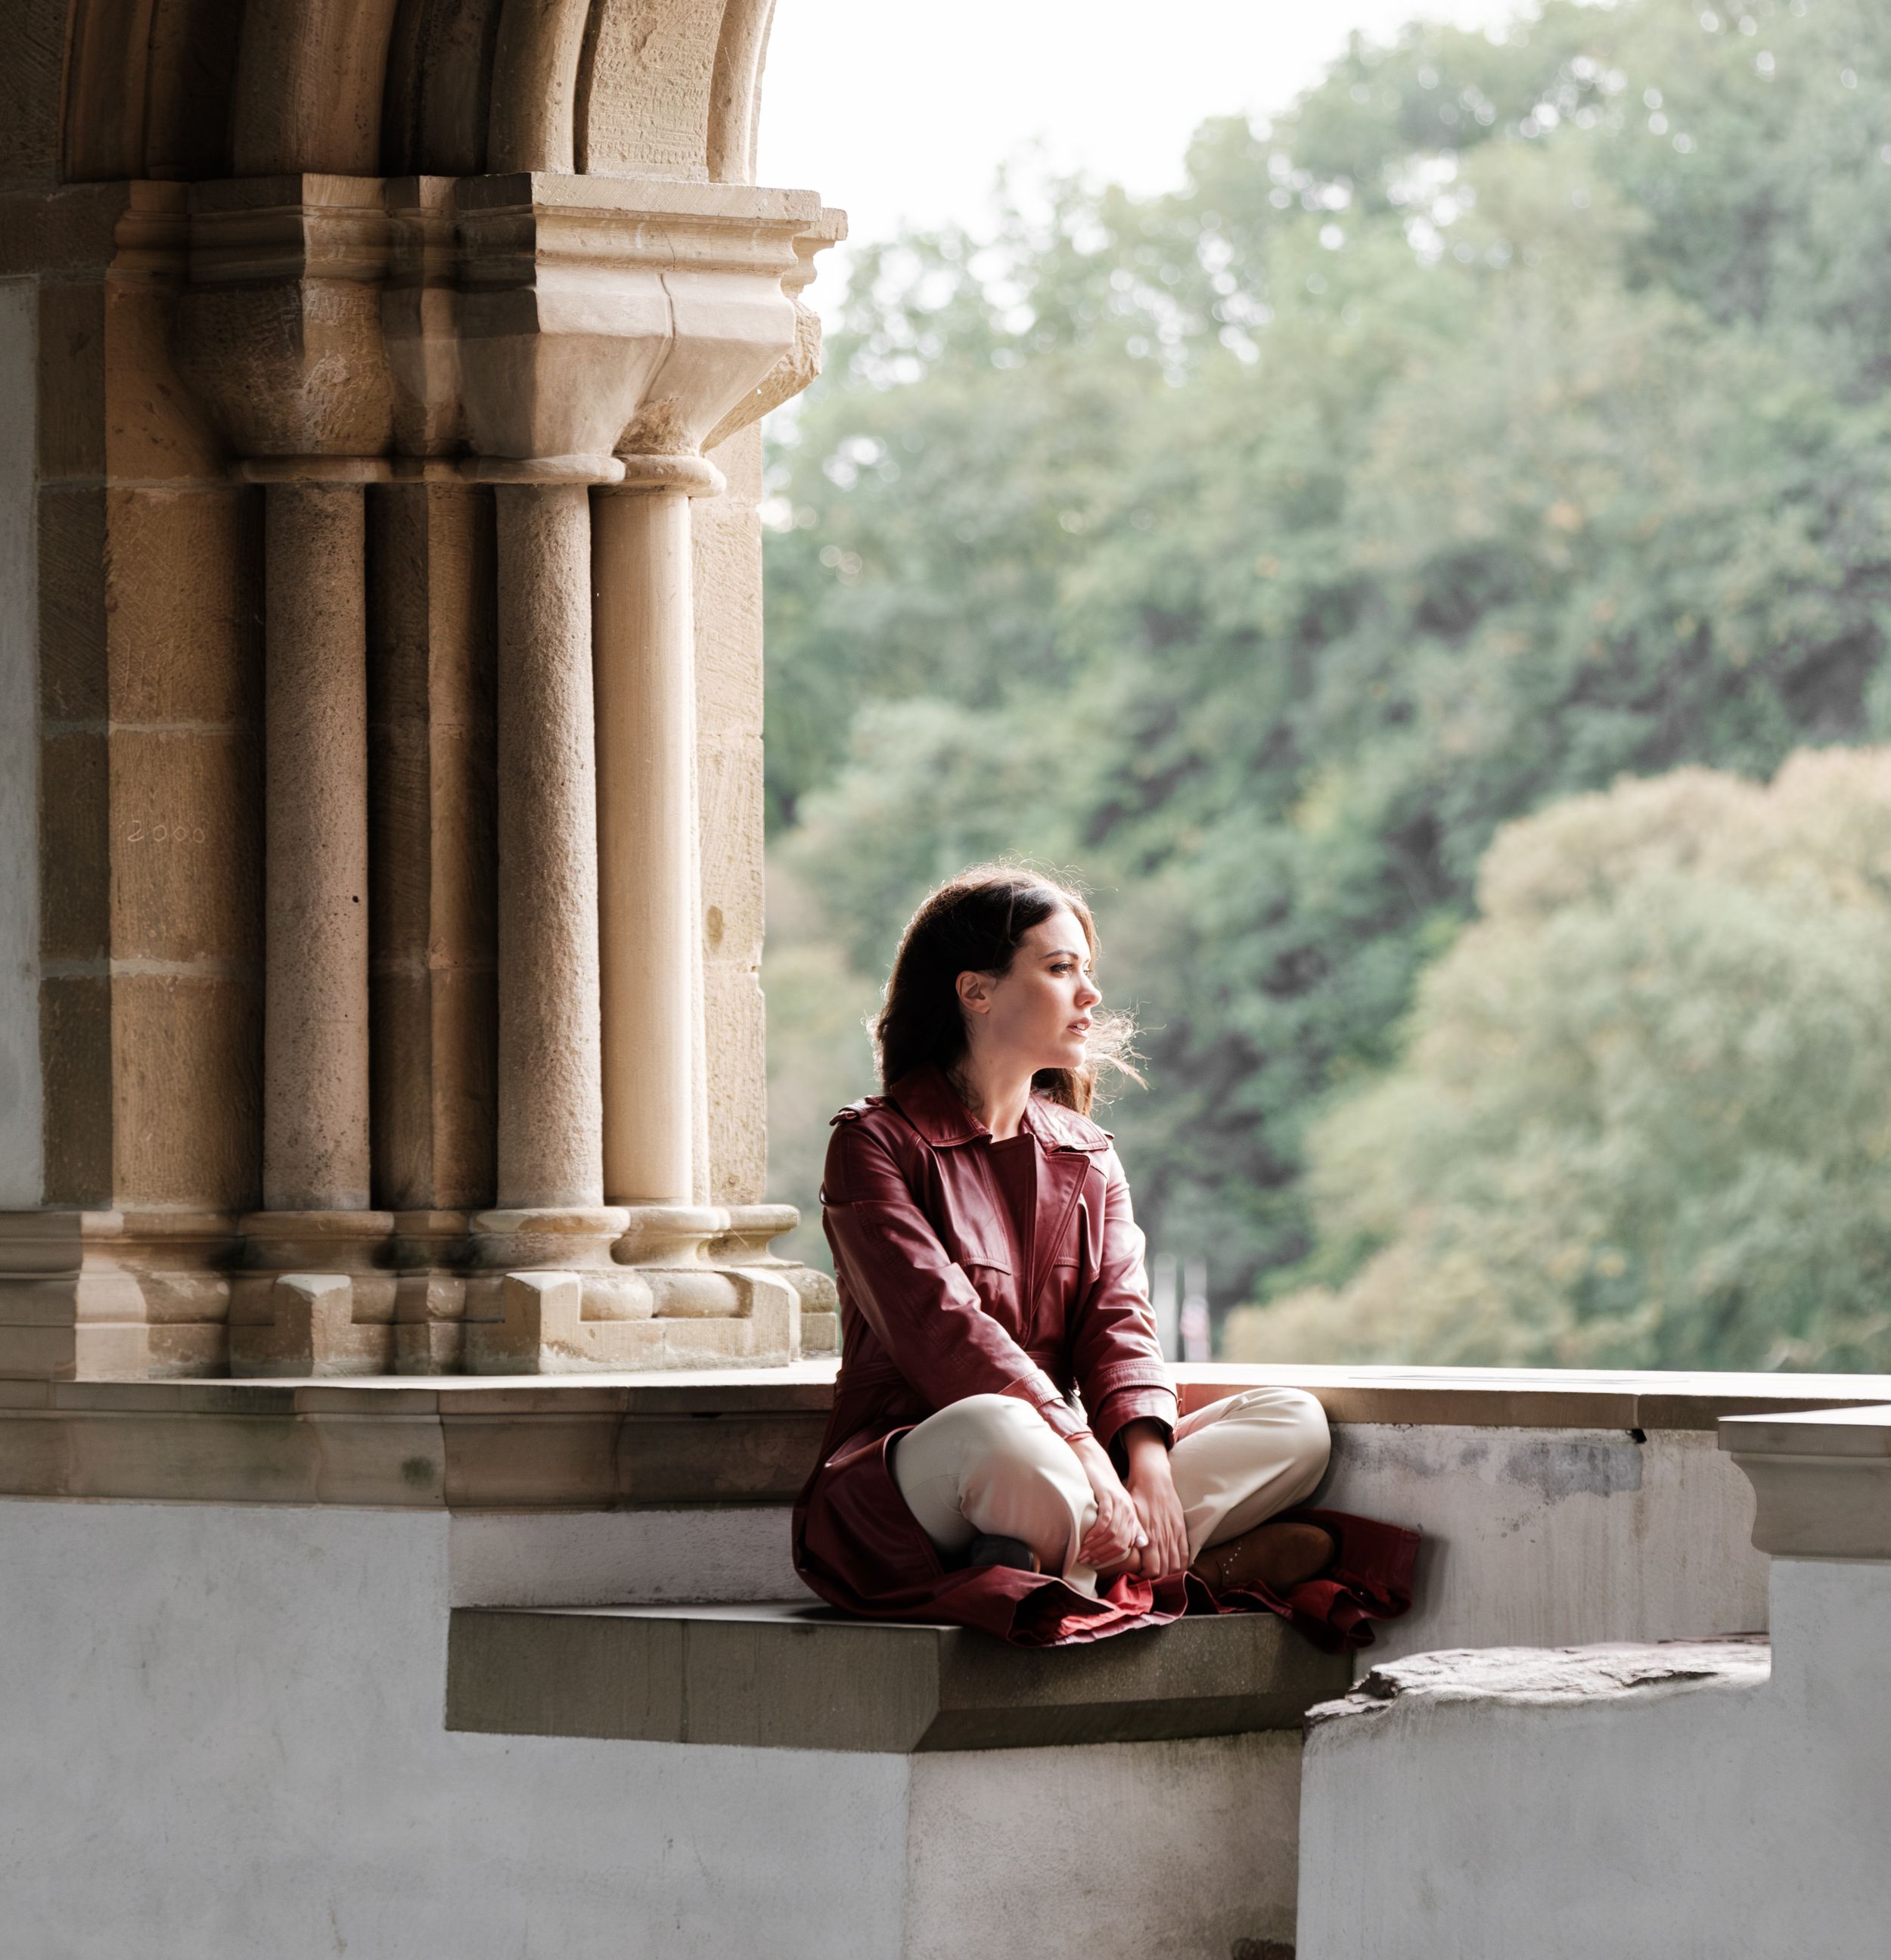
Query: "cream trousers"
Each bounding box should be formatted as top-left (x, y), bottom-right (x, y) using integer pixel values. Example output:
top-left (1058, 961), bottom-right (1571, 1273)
top-left (891, 1387), bottom-right (1331, 1595)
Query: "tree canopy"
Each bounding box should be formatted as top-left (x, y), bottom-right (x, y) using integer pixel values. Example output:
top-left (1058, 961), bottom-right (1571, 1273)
top-left (763, 0), bottom-right (1891, 1361)
top-left (1225, 749), bottom-right (1891, 1372)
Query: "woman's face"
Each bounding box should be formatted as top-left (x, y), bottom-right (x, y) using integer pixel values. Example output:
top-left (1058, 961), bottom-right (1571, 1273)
top-left (961, 905), bottom-right (1103, 1073)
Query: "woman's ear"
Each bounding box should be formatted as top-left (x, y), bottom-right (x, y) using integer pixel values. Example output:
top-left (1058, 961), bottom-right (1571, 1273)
top-left (956, 969), bottom-right (992, 1017)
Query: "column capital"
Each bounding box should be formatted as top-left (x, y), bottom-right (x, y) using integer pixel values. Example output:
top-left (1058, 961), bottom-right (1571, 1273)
top-left (177, 174), bottom-right (396, 469)
top-left (704, 205), bottom-right (849, 452)
top-left (453, 172), bottom-right (820, 484)
top-left (168, 172), bottom-right (841, 487)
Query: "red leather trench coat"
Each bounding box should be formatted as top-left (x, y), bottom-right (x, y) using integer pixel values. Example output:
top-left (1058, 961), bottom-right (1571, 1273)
top-left (791, 1065), bottom-right (1417, 1648)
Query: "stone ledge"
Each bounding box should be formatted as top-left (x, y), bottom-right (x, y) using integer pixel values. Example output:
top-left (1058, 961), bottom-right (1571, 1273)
top-left (1181, 1363), bottom-right (1891, 1432)
top-left (444, 1600), bottom-right (1352, 1753)
top-left (0, 1365), bottom-right (1882, 1511)
top-left (1721, 1405), bottom-right (1891, 1561)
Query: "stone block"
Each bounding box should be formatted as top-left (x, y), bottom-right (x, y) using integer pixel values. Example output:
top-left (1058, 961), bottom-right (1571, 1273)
top-left (446, 1598), bottom-right (1350, 1751)
top-left (104, 487), bottom-right (259, 725)
top-left (691, 479), bottom-right (762, 737)
top-left (100, 271), bottom-right (225, 482)
top-left (38, 729), bottom-right (108, 960)
top-left (579, 0), bottom-right (720, 179)
top-left (703, 957), bottom-right (766, 1204)
top-left (613, 1409), bottom-right (826, 1506)
top-left (108, 728), bottom-right (262, 963)
top-left (110, 973), bottom-right (261, 1211)
top-left (229, 1272), bottom-right (395, 1378)
top-left (463, 1270), bottom-right (664, 1374)
top-left (36, 279), bottom-right (105, 480)
top-left (439, 1406), bottom-right (626, 1510)
top-left (697, 732), bottom-right (763, 953)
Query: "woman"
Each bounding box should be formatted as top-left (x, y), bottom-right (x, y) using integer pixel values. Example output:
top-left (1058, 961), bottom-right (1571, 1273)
top-left (792, 865), bottom-right (1416, 1648)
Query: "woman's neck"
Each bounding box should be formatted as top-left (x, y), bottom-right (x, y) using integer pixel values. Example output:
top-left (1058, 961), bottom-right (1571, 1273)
top-left (948, 1053), bottom-right (1034, 1142)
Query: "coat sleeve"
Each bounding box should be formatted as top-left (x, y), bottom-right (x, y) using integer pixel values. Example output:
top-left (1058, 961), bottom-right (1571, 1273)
top-left (1068, 1150), bottom-right (1178, 1452)
top-left (821, 1118), bottom-right (1091, 1443)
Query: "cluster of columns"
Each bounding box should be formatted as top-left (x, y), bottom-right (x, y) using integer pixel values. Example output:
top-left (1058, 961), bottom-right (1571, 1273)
top-left (163, 170), bottom-right (839, 1372)
top-left (490, 462), bottom-right (710, 1214)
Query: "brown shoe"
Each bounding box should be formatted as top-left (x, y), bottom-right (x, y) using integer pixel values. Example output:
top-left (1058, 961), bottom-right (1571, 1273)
top-left (1192, 1521), bottom-right (1334, 1595)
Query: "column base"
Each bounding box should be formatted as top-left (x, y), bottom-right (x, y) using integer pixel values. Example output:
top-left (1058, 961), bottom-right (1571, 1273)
top-left (0, 1201), bottom-right (835, 1380)
top-left (230, 1210), bottom-right (398, 1377)
top-left (712, 1204), bottom-right (840, 1356)
top-left (461, 1202), bottom-right (835, 1374)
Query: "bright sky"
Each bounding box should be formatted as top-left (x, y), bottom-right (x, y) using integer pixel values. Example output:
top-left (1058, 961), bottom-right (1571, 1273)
top-left (759, 0), bottom-right (1524, 308)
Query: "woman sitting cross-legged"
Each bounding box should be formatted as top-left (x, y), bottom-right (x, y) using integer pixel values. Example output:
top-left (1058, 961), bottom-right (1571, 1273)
top-left (792, 864), bottom-right (1417, 1649)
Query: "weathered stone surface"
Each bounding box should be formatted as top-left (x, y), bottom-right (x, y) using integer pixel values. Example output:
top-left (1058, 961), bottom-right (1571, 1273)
top-left (1306, 1636), bottom-right (1771, 1732)
top-left (492, 484), bottom-right (602, 1208)
top-left (262, 481), bottom-right (371, 1212)
top-left (368, 480), bottom-right (497, 1213)
top-left (580, 0), bottom-right (725, 180)
top-left (112, 972), bottom-right (261, 1209)
top-left (228, 1270), bottom-right (397, 1378)
top-left (104, 487), bottom-right (257, 725)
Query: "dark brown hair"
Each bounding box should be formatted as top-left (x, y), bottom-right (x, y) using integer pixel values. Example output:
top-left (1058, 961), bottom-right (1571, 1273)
top-left (873, 865), bottom-right (1140, 1117)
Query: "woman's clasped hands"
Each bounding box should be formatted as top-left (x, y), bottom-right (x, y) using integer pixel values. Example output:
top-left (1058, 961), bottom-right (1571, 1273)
top-left (1070, 1418), bottom-right (1190, 1581)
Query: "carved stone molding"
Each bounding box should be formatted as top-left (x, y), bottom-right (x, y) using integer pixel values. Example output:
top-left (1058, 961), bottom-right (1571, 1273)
top-left (1722, 1406), bottom-right (1891, 1561)
top-left (178, 174), bottom-right (397, 467)
top-left (453, 172), bottom-right (820, 482)
top-left (705, 205), bottom-right (849, 452)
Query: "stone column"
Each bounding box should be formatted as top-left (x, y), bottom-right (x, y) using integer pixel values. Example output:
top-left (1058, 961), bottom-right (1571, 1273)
top-left (592, 458), bottom-right (722, 1206)
top-left (449, 174), bottom-right (829, 1369)
top-left (262, 481), bottom-right (372, 1212)
top-left (177, 177), bottom-right (401, 1374)
top-left (493, 481), bottom-right (604, 1209)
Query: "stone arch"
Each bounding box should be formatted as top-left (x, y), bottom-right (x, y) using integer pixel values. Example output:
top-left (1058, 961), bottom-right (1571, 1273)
top-left (54, 0), bottom-right (784, 184)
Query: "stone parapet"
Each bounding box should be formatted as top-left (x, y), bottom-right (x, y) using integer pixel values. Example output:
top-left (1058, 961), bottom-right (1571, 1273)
top-left (0, 1364), bottom-right (1877, 1512)
top-left (0, 1367), bottom-right (837, 1510)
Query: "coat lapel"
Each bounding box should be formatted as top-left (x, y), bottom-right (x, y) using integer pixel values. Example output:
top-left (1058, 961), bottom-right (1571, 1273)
top-left (1029, 1142), bottom-right (1094, 1310)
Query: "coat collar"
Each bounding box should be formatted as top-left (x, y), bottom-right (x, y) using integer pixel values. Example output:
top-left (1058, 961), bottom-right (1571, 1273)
top-left (884, 1065), bottom-right (989, 1148)
top-left (884, 1064), bottom-right (1112, 1154)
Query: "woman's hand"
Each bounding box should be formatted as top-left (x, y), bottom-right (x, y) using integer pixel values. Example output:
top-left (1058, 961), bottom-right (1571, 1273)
top-left (1069, 1434), bottom-right (1147, 1573)
top-left (1119, 1419), bottom-right (1190, 1579)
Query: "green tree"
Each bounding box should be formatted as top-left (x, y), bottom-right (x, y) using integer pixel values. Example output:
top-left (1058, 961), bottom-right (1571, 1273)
top-left (765, 0), bottom-right (1891, 1320)
top-left (1225, 748), bottom-right (1891, 1372)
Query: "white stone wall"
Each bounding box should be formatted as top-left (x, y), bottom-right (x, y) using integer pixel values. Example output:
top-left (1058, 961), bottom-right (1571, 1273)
top-left (1296, 1558), bottom-right (1891, 1960)
top-left (0, 1496), bottom-right (1302, 1960)
top-left (0, 277), bottom-right (40, 1207)
top-left (1320, 1424), bottom-right (1767, 1666)
top-left (0, 1498), bottom-right (907, 1960)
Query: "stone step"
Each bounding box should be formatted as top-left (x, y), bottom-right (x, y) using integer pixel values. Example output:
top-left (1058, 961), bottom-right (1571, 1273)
top-left (447, 1598), bottom-right (1352, 1753)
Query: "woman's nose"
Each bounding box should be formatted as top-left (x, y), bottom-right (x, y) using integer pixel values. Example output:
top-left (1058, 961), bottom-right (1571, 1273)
top-left (1076, 977), bottom-right (1101, 1008)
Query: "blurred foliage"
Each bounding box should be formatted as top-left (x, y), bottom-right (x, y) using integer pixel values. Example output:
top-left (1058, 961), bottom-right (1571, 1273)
top-left (762, 0), bottom-right (1891, 1359)
top-left (1225, 750), bottom-right (1891, 1371)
